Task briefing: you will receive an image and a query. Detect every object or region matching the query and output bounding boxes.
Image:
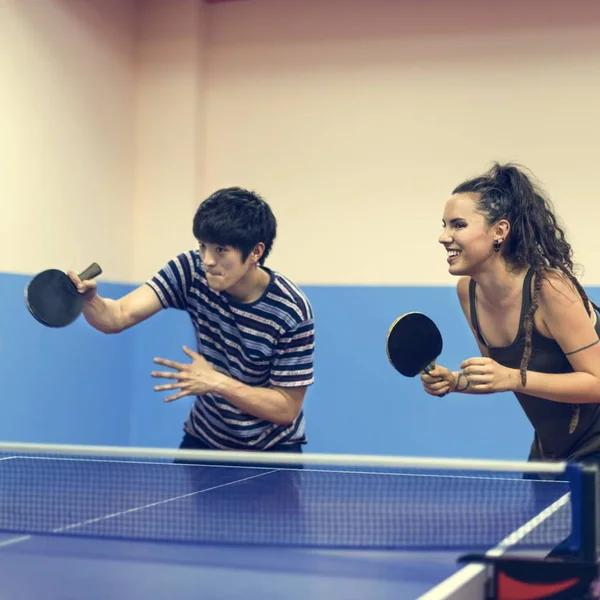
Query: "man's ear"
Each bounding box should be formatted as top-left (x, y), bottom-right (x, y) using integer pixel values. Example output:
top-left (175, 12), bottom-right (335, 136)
top-left (249, 242), bottom-right (265, 264)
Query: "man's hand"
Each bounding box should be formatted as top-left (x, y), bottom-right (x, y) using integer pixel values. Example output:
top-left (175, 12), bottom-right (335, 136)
top-left (152, 346), bottom-right (223, 402)
top-left (67, 270), bottom-right (98, 300)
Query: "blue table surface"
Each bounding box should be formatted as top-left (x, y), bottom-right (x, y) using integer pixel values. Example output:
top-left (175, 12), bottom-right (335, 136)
top-left (0, 532), bottom-right (464, 600)
top-left (0, 456), bottom-right (573, 599)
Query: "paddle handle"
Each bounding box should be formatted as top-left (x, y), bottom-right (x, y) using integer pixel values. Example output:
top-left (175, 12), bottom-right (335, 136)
top-left (78, 263), bottom-right (102, 281)
top-left (422, 362), bottom-right (447, 398)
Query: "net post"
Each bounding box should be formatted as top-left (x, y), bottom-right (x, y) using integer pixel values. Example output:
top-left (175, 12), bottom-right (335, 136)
top-left (567, 462), bottom-right (599, 563)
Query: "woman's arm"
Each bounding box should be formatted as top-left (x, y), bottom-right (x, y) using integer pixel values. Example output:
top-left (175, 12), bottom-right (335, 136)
top-left (511, 272), bottom-right (600, 403)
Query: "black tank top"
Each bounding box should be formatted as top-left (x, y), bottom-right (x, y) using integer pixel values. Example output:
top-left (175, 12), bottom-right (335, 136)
top-left (468, 268), bottom-right (600, 461)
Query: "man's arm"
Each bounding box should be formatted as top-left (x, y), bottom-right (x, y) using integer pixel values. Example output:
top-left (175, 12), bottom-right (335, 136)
top-left (153, 347), bottom-right (309, 424)
top-left (212, 378), bottom-right (306, 425)
top-left (153, 311), bottom-right (314, 424)
top-left (68, 271), bottom-right (163, 334)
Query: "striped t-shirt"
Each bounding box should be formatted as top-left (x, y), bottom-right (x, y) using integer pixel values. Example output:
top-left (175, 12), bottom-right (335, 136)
top-left (146, 250), bottom-right (315, 450)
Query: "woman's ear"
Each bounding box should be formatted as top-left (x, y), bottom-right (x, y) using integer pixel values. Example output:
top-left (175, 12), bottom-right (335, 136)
top-left (495, 218), bottom-right (510, 241)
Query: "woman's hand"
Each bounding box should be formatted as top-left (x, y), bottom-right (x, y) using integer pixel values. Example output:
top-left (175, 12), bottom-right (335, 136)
top-left (420, 365), bottom-right (457, 397)
top-left (459, 357), bottom-right (519, 393)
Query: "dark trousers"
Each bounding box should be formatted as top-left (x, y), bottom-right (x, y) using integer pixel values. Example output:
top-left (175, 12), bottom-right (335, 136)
top-left (173, 432), bottom-right (305, 539)
top-left (175, 431), bottom-right (304, 469)
top-left (523, 451), bottom-right (600, 481)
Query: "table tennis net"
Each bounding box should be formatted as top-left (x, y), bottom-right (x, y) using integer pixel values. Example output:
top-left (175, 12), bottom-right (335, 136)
top-left (0, 442), bottom-right (596, 555)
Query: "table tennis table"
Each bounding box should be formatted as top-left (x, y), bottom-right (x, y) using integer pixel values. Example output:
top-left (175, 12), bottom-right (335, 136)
top-left (0, 442), bottom-right (598, 600)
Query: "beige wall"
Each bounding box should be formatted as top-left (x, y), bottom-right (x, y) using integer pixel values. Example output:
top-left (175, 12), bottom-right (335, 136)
top-left (132, 0), bottom-right (206, 279)
top-left (3, 0), bottom-right (600, 286)
top-left (203, 0), bottom-right (600, 285)
top-left (0, 0), bottom-right (138, 281)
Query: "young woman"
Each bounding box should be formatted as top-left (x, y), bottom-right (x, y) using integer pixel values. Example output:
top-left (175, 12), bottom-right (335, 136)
top-left (421, 163), bottom-right (600, 464)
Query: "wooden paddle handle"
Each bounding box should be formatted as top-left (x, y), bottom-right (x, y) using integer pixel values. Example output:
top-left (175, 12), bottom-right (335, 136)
top-left (78, 263), bottom-right (102, 281)
top-left (423, 362), bottom-right (447, 398)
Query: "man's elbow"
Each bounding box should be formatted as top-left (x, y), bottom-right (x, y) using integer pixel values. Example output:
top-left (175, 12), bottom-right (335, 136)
top-left (82, 306), bottom-right (129, 335)
top-left (270, 408), bottom-right (299, 426)
top-left (86, 321), bottom-right (125, 335)
top-left (266, 387), bottom-right (306, 425)
top-left (273, 402), bottom-right (303, 426)
top-left (104, 316), bottom-right (136, 335)
top-left (102, 325), bottom-right (126, 335)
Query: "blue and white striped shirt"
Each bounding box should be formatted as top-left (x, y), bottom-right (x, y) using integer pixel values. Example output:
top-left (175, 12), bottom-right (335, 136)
top-left (146, 250), bottom-right (315, 450)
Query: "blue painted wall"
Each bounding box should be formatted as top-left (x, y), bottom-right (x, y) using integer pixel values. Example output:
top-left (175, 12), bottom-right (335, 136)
top-left (128, 307), bottom-right (197, 449)
top-left (301, 285), bottom-right (534, 460)
top-left (4, 273), bottom-right (597, 461)
top-left (0, 273), bottom-right (134, 447)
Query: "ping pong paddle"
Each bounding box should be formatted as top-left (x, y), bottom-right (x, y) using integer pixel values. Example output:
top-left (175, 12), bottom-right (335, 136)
top-left (25, 263), bottom-right (102, 328)
top-left (386, 312), bottom-right (443, 377)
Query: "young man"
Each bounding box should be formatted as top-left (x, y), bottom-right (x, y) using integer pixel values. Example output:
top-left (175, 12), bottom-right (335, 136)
top-left (70, 187), bottom-right (315, 454)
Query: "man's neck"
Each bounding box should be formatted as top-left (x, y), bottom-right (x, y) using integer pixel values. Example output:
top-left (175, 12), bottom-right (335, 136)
top-left (227, 266), bottom-right (271, 303)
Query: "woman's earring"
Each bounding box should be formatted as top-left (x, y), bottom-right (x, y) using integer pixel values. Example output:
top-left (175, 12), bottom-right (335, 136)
top-left (493, 239), bottom-right (503, 252)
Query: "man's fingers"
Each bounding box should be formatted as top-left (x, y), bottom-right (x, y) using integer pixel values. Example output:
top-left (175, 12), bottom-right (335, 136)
top-left (164, 391), bottom-right (188, 403)
top-left (67, 271), bottom-right (81, 286)
top-left (153, 383), bottom-right (180, 391)
top-left (151, 370), bottom-right (179, 379)
top-left (67, 270), bottom-right (97, 295)
top-left (182, 345), bottom-right (200, 358)
top-left (153, 358), bottom-right (185, 370)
